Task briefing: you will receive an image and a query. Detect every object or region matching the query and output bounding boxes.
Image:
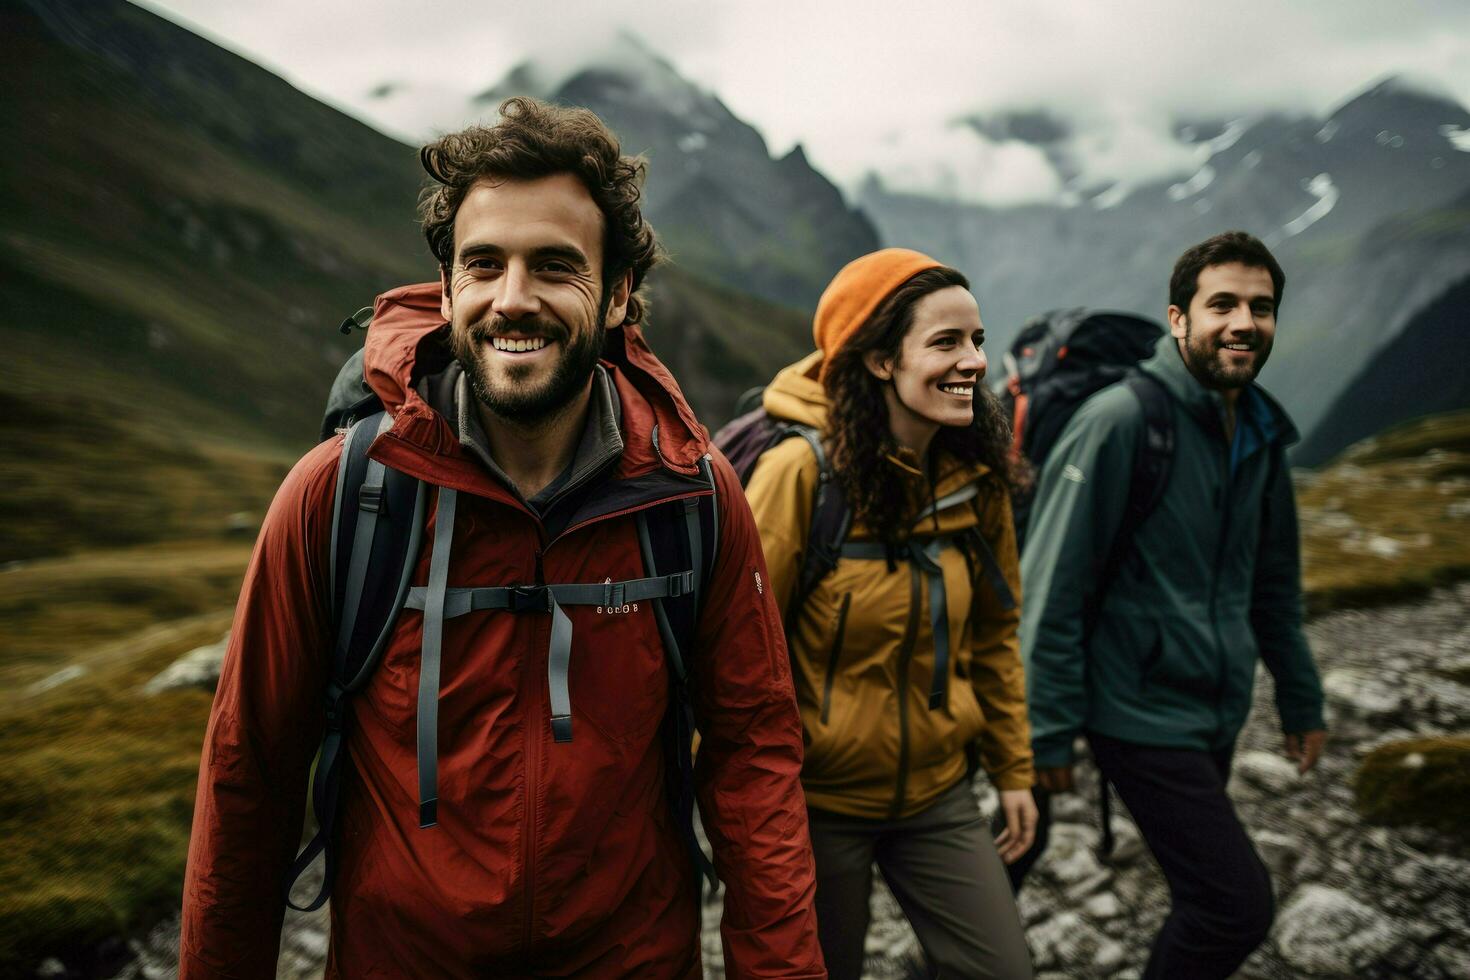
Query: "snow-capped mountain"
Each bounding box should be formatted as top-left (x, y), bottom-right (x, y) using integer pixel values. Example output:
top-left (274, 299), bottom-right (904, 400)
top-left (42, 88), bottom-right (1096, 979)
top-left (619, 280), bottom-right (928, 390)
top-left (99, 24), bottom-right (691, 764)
top-left (862, 76), bottom-right (1470, 451)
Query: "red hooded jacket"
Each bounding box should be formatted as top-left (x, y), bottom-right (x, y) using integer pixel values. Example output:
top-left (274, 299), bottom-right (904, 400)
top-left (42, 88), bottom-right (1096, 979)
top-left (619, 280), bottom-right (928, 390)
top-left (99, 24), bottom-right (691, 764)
top-left (179, 283), bottom-right (825, 978)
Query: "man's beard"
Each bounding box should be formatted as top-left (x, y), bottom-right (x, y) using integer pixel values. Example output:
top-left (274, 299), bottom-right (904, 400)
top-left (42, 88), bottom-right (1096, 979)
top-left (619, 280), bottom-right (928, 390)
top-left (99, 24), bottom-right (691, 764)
top-left (451, 314), bottom-right (606, 424)
top-left (1182, 318), bottom-right (1272, 390)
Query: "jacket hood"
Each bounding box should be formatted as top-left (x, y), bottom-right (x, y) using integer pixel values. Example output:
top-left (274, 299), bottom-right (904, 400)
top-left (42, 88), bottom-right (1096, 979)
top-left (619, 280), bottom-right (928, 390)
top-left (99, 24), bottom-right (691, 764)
top-left (363, 282), bottom-right (711, 486)
top-left (762, 350), bottom-right (830, 430)
top-left (1139, 333), bottom-right (1298, 446)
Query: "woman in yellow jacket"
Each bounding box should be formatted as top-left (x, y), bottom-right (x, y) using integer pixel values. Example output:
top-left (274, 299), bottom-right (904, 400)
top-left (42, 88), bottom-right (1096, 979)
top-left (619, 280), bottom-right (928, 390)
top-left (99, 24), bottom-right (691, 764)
top-left (746, 249), bottom-right (1037, 979)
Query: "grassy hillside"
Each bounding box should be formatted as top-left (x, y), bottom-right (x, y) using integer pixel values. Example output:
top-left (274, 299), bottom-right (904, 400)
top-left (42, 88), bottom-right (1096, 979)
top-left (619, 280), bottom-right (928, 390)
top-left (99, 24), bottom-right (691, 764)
top-left (1299, 409), bottom-right (1470, 613)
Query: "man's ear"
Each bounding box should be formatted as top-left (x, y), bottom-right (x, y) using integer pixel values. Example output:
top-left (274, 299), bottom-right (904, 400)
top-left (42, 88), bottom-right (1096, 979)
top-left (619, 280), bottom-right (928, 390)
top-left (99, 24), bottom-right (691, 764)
top-left (863, 349), bottom-right (893, 382)
top-left (1167, 305), bottom-right (1187, 341)
top-left (440, 265), bottom-right (453, 323)
top-left (602, 269), bottom-right (633, 328)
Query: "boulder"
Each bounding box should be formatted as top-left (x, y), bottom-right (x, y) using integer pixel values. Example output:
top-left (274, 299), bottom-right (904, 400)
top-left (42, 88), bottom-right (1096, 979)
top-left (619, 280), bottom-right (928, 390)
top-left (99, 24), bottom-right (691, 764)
top-left (143, 634), bottom-right (230, 694)
top-left (1273, 885), bottom-right (1397, 975)
top-left (1353, 736), bottom-right (1470, 839)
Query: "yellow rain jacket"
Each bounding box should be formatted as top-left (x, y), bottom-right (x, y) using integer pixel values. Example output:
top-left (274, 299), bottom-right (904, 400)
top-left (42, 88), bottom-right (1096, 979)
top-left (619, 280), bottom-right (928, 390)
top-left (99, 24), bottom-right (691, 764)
top-left (746, 352), bottom-right (1034, 819)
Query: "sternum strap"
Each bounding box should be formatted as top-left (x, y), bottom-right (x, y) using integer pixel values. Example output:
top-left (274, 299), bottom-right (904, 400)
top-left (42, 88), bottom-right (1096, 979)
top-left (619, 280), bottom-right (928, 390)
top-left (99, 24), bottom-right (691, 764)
top-left (840, 539), bottom-right (953, 710)
top-left (405, 557), bottom-right (696, 821)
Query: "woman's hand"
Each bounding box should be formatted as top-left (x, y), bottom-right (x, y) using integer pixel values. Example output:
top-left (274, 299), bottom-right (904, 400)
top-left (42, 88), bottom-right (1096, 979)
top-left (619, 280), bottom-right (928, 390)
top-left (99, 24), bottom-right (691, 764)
top-left (993, 788), bottom-right (1038, 864)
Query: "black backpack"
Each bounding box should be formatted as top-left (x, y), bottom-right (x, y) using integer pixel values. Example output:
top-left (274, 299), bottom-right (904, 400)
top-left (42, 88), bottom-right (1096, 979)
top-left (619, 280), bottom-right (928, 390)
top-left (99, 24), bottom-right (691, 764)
top-left (1002, 308), bottom-right (1175, 573)
top-left (287, 311), bottom-right (720, 911)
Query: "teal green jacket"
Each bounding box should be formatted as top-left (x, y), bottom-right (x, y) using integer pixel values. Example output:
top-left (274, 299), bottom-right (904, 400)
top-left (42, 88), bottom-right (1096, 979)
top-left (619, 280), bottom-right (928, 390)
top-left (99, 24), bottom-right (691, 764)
top-left (1020, 336), bottom-right (1325, 768)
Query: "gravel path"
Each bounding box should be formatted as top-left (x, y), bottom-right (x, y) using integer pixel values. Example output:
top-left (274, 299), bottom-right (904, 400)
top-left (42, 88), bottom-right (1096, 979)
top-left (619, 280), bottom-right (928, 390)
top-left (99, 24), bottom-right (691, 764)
top-left (107, 586), bottom-right (1470, 979)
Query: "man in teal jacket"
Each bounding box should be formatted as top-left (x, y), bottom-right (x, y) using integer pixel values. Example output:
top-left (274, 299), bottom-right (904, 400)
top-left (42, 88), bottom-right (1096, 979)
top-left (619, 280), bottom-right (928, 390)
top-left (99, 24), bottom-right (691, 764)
top-left (1020, 231), bottom-right (1326, 978)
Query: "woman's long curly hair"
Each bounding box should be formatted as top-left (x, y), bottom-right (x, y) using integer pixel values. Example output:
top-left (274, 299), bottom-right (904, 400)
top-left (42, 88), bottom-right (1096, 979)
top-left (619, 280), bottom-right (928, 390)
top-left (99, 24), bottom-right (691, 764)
top-left (823, 267), bottom-right (1017, 548)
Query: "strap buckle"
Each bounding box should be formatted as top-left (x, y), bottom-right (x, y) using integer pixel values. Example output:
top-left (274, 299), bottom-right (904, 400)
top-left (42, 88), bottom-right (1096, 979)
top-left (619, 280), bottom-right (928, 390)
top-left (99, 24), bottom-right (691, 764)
top-left (359, 483), bottom-right (385, 514)
top-left (509, 585), bottom-right (550, 613)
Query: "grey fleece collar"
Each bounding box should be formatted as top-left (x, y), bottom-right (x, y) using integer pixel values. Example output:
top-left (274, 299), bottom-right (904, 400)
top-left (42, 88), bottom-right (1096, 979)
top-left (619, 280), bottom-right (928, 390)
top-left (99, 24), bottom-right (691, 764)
top-left (453, 364), bottom-right (625, 508)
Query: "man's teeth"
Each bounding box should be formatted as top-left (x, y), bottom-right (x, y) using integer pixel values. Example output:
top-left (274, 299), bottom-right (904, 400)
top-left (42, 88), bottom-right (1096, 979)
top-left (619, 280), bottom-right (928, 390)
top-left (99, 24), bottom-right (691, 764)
top-left (1223, 343), bottom-right (1253, 351)
top-left (490, 336), bottom-right (549, 352)
top-left (939, 383), bottom-right (973, 395)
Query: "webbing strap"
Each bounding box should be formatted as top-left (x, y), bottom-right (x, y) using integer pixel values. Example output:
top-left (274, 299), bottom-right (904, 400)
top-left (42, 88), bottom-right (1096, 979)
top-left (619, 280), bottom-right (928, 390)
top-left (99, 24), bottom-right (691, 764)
top-left (841, 538), bottom-right (952, 710)
top-left (547, 595), bottom-right (574, 741)
top-left (336, 414), bottom-right (393, 665)
top-left (283, 698), bottom-right (345, 912)
top-left (635, 509), bottom-right (719, 895)
top-left (403, 569), bottom-right (696, 750)
top-left (402, 572), bottom-right (695, 617)
top-left (417, 486), bottom-right (457, 828)
top-left (967, 529), bottom-right (1017, 611)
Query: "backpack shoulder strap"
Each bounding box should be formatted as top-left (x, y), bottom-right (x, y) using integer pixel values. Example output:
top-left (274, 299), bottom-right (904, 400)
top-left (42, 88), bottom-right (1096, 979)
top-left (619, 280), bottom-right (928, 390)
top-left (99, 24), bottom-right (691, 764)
top-left (1084, 373), bottom-right (1174, 637)
top-left (635, 456), bottom-right (720, 897)
top-left (286, 410), bottom-right (427, 912)
top-left (783, 424), bottom-right (850, 624)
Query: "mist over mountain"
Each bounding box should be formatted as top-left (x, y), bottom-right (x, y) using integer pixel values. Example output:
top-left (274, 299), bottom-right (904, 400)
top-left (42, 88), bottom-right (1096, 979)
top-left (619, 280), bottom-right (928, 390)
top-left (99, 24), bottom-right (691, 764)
top-left (467, 34), bottom-right (880, 311)
top-left (862, 76), bottom-right (1470, 450)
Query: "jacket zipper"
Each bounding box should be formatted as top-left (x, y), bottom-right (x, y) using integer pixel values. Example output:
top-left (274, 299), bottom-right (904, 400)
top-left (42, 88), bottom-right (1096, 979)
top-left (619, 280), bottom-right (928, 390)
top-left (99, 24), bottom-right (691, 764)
top-left (1208, 437), bottom-right (1236, 737)
top-left (820, 593), bottom-right (852, 725)
top-left (522, 543), bottom-right (547, 951)
top-left (889, 562), bottom-right (923, 819)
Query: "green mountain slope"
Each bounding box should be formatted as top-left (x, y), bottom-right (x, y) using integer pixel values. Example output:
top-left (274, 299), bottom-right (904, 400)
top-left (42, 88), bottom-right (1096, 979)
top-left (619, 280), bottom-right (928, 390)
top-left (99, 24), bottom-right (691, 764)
top-left (0, 0), bottom-right (809, 562)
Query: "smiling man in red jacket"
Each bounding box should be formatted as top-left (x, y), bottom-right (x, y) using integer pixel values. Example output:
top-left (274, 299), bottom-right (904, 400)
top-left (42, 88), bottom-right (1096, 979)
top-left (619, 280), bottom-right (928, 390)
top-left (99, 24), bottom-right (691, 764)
top-left (179, 96), bottom-right (825, 979)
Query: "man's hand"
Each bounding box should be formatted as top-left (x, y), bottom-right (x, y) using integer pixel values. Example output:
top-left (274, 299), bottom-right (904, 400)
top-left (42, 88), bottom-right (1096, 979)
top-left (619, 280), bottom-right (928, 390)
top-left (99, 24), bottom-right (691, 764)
top-left (1284, 729), bottom-right (1327, 774)
top-left (993, 788), bottom-right (1038, 864)
top-left (1036, 766), bottom-right (1074, 793)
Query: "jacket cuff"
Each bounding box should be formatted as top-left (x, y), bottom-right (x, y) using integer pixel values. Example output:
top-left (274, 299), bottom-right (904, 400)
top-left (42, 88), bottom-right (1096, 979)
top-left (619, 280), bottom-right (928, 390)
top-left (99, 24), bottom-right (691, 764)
top-left (1278, 701), bottom-right (1326, 734)
top-left (1031, 734), bottom-right (1076, 770)
top-left (990, 769), bottom-right (1035, 791)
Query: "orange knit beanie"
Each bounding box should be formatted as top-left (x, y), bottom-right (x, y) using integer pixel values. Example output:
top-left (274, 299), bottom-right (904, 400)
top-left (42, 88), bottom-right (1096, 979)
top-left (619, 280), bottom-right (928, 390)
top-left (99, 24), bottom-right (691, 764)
top-left (813, 248), bottom-right (944, 381)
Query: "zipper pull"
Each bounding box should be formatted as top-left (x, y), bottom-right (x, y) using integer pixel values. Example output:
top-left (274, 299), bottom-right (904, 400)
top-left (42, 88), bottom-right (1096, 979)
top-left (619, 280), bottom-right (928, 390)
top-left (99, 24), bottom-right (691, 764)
top-left (534, 549), bottom-right (545, 586)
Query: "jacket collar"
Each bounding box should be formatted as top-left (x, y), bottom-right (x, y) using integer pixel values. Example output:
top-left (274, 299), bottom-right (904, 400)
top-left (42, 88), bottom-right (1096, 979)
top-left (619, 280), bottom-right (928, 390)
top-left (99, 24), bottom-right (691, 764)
top-left (1139, 333), bottom-right (1298, 447)
top-left (361, 282), bottom-right (711, 504)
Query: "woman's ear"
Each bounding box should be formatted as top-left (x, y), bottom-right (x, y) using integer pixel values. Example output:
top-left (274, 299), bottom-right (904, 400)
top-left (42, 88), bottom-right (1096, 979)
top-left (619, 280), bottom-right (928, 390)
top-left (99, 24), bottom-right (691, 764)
top-left (863, 349), bottom-right (894, 382)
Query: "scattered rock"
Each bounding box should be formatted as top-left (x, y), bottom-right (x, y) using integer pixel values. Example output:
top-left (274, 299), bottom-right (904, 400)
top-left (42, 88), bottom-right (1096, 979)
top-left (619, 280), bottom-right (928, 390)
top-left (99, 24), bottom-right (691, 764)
top-left (1323, 667), bottom-right (1405, 721)
top-left (1234, 750), bottom-right (1300, 796)
top-left (1252, 830), bottom-right (1302, 881)
top-left (143, 634), bottom-right (230, 694)
top-left (1037, 823), bottom-right (1104, 887)
top-left (1027, 911), bottom-right (1112, 971)
top-left (1273, 885), bottom-right (1397, 975)
top-left (1082, 892), bottom-right (1122, 920)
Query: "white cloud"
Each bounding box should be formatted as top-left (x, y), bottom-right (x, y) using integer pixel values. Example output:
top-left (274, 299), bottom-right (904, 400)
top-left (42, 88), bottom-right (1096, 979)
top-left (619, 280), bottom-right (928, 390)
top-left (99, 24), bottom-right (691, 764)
top-left (142, 0), bottom-right (1470, 206)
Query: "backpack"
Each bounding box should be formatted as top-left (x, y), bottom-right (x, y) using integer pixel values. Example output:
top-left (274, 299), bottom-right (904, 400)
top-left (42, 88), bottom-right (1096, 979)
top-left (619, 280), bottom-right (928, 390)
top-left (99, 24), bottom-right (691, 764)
top-left (712, 396), bottom-right (1017, 714)
top-left (287, 311), bottom-right (720, 911)
top-left (712, 406), bottom-right (850, 623)
top-left (1002, 308), bottom-right (1175, 575)
top-left (1000, 308), bottom-right (1175, 862)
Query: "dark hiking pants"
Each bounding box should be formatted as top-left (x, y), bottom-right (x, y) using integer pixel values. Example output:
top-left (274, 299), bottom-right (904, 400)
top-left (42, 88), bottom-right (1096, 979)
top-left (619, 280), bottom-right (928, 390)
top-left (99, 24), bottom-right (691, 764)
top-left (807, 779), bottom-right (1034, 980)
top-left (1010, 733), bottom-right (1274, 978)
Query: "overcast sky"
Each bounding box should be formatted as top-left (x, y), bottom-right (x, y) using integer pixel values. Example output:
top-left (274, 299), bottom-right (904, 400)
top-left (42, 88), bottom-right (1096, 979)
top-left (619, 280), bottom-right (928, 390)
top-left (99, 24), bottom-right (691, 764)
top-left (143, 0), bottom-right (1470, 206)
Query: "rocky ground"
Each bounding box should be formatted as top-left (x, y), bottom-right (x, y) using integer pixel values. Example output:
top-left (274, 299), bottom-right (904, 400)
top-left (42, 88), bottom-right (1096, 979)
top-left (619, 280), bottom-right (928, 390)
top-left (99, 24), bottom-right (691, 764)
top-left (101, 585), bottom-right (1470, 980)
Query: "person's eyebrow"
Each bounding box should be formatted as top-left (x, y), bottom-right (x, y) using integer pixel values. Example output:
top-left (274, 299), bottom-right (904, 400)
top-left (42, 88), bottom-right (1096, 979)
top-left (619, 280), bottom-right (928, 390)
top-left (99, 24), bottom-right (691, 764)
top-left (528, 244), bottom-right (592, 270)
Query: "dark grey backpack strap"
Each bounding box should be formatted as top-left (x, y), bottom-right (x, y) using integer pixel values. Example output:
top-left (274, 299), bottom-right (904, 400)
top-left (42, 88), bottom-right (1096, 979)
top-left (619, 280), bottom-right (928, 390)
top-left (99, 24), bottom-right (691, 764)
top-left (288, 412), bottom-right (425, 912)
top-left (416, 485), bottom-right (457, 828)
top-left (787, 425), bottom-right (851, 624)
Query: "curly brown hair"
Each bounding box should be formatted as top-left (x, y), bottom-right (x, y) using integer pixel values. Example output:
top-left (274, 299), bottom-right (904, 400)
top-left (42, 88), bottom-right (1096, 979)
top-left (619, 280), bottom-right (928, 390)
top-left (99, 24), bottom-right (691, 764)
top-left (418, 96), bottom-right (662, 326)
top-left (823, 267), bottom-right (1017, 548)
